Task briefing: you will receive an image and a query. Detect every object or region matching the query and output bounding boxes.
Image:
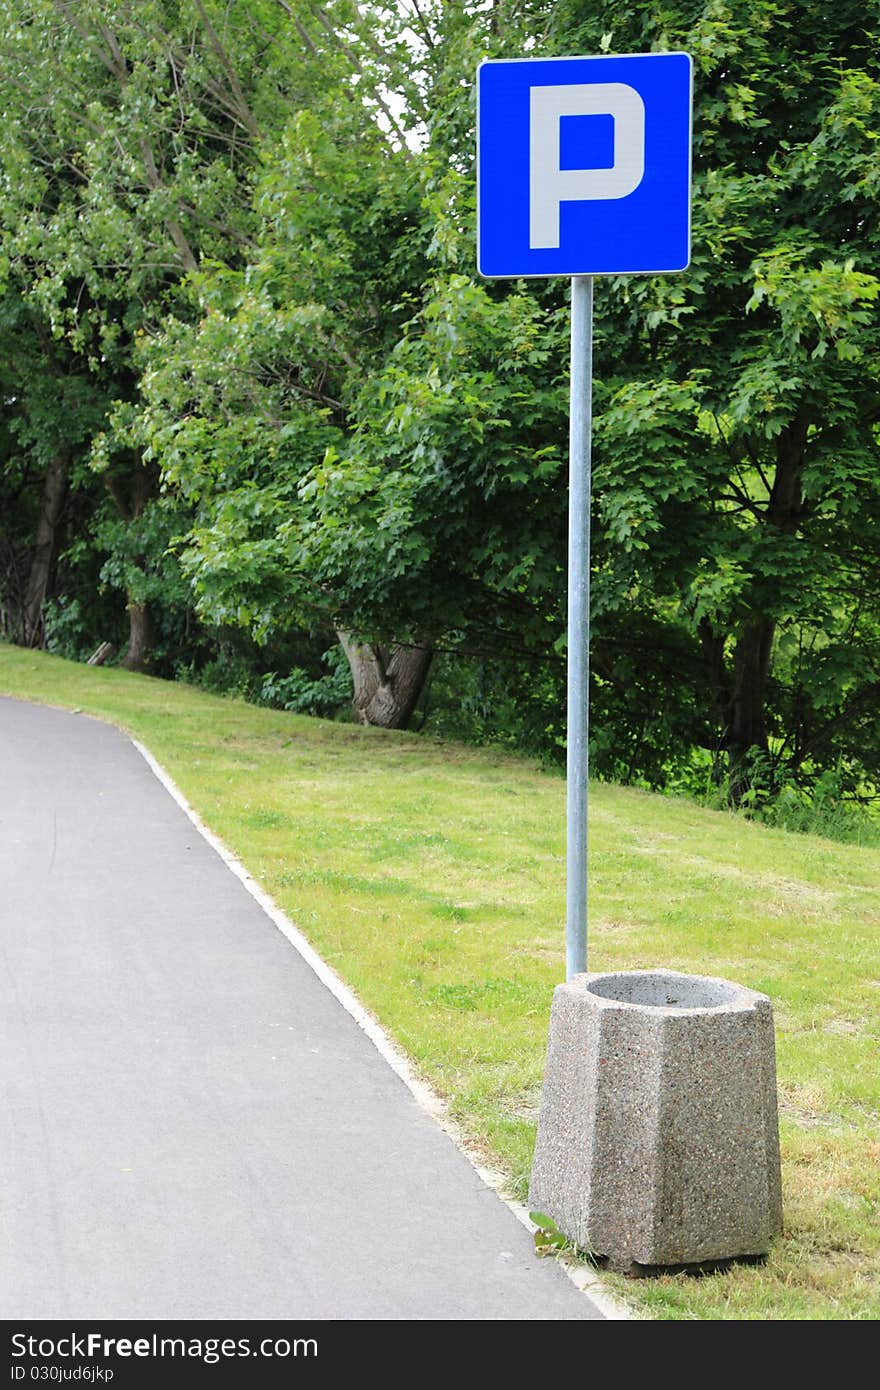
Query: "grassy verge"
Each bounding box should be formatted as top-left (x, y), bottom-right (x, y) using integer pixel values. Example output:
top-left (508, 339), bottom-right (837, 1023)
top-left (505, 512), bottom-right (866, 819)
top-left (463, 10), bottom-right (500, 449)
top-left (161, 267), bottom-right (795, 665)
top-left (2, 644), bottom-right (879, 1319)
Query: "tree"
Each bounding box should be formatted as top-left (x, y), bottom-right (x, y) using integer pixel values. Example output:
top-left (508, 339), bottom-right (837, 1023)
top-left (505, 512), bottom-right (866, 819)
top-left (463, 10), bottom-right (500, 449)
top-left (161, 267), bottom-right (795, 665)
top-left (539, 0), bottom-right (880, 793)
top-left (281, 0), bottom-right (880, 791)
top-left (0, 287), bottom-right (105, 646)
top-left (135, 9), bottom-right (442, 724)
top-left (4, 0), bottom-right (879, 798)
top-left (0, 0), bottom-right (335, 665)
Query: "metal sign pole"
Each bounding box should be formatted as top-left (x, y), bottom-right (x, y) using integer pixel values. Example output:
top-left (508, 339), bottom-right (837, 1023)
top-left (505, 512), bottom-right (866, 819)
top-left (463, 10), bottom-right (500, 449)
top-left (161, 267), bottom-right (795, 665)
top-left (478, 53), bottom-right (690, 984)
top-left (566, 274), bottom-right (593, 980)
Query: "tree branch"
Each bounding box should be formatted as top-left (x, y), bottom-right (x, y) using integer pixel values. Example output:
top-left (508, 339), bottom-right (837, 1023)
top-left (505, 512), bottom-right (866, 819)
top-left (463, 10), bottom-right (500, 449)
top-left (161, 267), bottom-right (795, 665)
top-left (192, 0), bottom-right (261, 139)
top-left (272, 0), bottom-right (320, 56)
top-left (308, 4), bottom-right (412, 158)
top-left (401, 0), bottom-right (436, 50)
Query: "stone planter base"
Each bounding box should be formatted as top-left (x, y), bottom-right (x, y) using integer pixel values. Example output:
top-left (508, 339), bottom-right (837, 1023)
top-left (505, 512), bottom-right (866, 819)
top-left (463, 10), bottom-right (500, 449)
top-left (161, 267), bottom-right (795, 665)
top-left (528, 970), bottom-right (782, 1269)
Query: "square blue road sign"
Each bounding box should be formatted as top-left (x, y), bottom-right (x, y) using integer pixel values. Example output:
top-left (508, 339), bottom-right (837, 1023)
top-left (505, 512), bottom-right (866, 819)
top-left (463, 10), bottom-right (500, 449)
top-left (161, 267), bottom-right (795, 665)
top-left (477, 52), bottom-right (692, 278)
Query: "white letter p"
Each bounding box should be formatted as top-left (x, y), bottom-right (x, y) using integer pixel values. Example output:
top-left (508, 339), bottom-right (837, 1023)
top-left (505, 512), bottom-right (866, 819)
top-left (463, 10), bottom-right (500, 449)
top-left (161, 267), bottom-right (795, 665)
top-left (529, 83), bottom-right (645, 249)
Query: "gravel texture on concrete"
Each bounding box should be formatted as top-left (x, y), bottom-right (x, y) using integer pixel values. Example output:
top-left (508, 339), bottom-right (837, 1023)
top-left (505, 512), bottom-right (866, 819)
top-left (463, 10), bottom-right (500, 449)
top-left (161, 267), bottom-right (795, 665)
top-left (530, 969), bottom-right (782, 1269)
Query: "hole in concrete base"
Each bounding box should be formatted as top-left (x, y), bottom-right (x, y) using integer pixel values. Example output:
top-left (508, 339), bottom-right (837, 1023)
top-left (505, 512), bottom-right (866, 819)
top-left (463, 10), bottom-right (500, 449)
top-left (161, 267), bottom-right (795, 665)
top-left (587, 971), bottom-right (740, 1010)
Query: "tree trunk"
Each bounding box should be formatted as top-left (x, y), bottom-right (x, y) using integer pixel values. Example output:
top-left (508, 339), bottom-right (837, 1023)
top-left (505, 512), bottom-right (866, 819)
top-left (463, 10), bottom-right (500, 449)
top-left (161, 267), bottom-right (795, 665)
top-left (726, 617), bottom-right (775, 800)
top-left (700, 417), bottom-right (811, 800)
top-left (721, 414), bottom-right (809, 800)
top-left (337, 632), bottom-right (432, 729)
top-left (20, 449), bottom-right (68, 647)
top-left (698, 618), bottom-right (730, 748)
top-left (105, 460), bottom-right (158, 673)
top-left (121, 595), bottom-right (154, 673)
top-left (729, 618), bottom-right (774, 755)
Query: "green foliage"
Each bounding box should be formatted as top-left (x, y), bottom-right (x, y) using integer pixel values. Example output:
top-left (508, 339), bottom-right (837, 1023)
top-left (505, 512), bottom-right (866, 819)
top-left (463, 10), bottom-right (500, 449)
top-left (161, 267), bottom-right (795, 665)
top-left (529, 1212), bottom-right (570, 1254)
top-left (256, 646), bottom-right (353, 718)
top-left (96, 494), bottom-right (190, 611)
top-left (543, 0), bottom-right (880, 791)
top-left (295, 275), bottom-right (568, 642)
top-left (3, 0), bottom-right (880, 819)
top-left (710, 749), bottom-right (880, 846)
top-left (42, 598), bottom-right (90, 662)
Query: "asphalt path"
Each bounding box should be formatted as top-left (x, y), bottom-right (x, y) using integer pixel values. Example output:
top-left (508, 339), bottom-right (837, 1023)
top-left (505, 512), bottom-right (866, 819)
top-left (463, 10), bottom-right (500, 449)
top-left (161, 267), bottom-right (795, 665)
top-left (0, 697), bottom-right (601, 1320)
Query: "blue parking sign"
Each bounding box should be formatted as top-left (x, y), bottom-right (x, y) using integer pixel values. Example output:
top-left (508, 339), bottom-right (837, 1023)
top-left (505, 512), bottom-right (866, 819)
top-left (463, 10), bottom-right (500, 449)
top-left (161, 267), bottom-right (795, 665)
top-left (477, 52), bottom-right (692, 278)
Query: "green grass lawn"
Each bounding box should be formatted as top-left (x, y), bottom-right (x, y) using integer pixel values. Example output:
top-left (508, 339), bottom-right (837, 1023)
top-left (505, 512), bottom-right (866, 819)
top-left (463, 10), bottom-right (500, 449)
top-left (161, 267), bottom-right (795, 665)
top-left (2, 644), bottom-right (879, 1320)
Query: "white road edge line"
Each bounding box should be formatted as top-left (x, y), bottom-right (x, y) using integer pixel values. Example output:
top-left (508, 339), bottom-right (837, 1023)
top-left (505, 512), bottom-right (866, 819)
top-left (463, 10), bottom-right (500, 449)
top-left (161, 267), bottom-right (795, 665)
top-left (132, 735), bottom-right (632, 1322)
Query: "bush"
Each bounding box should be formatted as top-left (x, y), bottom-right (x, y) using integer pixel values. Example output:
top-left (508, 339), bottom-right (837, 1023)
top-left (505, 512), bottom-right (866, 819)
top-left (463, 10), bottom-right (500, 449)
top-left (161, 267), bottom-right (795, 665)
top-left (255, 646), bottom-right (353, 719)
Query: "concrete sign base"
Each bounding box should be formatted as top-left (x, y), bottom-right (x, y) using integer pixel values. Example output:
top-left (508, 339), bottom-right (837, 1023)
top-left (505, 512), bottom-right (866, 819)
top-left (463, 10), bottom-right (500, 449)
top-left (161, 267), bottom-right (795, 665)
top-left (529, 970), bottom-right (782, 1270)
